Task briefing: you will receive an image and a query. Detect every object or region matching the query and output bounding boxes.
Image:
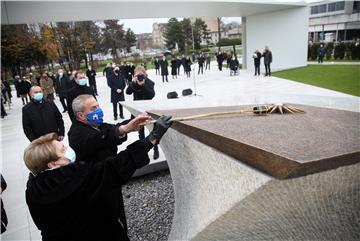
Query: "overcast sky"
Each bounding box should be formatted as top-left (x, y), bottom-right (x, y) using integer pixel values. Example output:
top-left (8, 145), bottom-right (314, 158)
top-left (118, 17), bottom-right (242, 34)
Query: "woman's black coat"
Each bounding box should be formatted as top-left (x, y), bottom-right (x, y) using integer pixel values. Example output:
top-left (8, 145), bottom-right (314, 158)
top-left (160, 60), bottom-right (169, 76)
top-left (26, 140), bottom-right (150, 241)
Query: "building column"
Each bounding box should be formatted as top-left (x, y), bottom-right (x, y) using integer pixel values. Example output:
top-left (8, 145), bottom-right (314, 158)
top-left (241, 17), bottom-right (247, 69)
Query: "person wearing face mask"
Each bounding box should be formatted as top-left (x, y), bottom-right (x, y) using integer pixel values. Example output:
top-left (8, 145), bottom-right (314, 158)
top-left (126, 66), bottom-right (160, 159)
top-left (40, 73), bottom-right (55, 101)
top-left (24, 106), bottom-right (171, 241)
top-left (68, 94), bottom-right (167, 235)
top-left (22, 86), bottom-right (64, 142)
top-left (160, 56), bottom-right (169, 82)
top-left (86, 66), bottom-right (98, 96)
top-left (55, 69), bottom-right (71, 113)
top-left (108, 66), bottom-right (126, 120)
top-left (229, 54), bottom-right (240, 76)
top-left (66, 70), bottom-right (96, 122)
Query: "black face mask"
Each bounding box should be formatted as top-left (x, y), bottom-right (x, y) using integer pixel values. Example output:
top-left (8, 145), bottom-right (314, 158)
top-left (137, 75), bottom-right (145, 81)
top-left (114, 69), bottom-right (120, 74)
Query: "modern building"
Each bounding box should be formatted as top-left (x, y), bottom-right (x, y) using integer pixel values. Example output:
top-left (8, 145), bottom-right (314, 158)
top-left (136, 33), bottom-right (153, 51)
top-left (308, 0), bottom-right (360, 43)
top-left (152, 22), bottom-right (167, 48)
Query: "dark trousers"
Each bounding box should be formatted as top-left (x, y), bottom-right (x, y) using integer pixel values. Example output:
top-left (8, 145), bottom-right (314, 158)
top-left (205, 62), bottom-right (210, 70)
top-left (177, 67), bottom-right (180, 75)
top-left (318, 56), bottom-right (324, 63)
top-left (198, 65), bottom-right (203, 74)
top-left (254, 64), bottom-right (260, 76)
top-left (1, 99), bottom-right (7, 118)
top-left (90, 83), bottom-right (98, 95)
top-left (218, 62), bottom-right (222, 71)
top-left (155, 68), bottom-right (160, 75)
top-left (113, 102), bottom-right (123, 117)
top-left (59, 96), bottom-right (67, 111)
top-left (186, 71), bottom-right (191, 78)
top-left (162, 75), bottom-right (168, 82)
top-left (265, 64), bottom-right (271, 76)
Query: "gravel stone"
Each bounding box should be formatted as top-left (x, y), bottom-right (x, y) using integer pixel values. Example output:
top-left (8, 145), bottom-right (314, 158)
top-left (123, 170), bottom-right (174, 241)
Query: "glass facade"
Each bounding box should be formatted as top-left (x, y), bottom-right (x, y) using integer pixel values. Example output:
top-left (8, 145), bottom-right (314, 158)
top-left (311, 1), bottom-right (345, 15)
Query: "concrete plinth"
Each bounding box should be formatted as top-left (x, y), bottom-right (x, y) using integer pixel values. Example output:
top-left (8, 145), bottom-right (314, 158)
top-left (124, 103), bottom-right (360, 241)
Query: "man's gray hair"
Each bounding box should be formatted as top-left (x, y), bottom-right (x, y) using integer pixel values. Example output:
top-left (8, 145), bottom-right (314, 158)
top-left (72, 94), bottom-right (95, 114)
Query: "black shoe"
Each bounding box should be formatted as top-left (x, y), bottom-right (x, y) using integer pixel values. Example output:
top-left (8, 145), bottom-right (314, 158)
top-left (62, 109), bottom-right (67, 113)
top-left (153, 149), bottom-right (159, 160)
top-left (120, 115), bottom-right (124, 119)
top-left (114, 116), bottom-right (118, 120)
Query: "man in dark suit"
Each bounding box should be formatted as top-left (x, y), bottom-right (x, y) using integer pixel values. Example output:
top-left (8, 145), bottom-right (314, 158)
top-left (263, 46), bottom-right (273, 76)
top-left (160, 56), bottom-right (169, 82)
top-left (22, 86), bottom-right (64, 142)
top-left (67, 70), bottom-right (95, 122)
top-left (55, 69), bottom-right (71, 112)
top-left (86, 66), bottom-right (98, 96)
top-left (108, 66), bottom-right (126, 120)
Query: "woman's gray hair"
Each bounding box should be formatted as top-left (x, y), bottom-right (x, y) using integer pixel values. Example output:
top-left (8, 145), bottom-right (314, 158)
top-left (72, 94), bottom-right (94, 114)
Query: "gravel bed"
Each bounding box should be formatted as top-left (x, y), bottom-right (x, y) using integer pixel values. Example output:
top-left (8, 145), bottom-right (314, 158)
top-left (123, 170), bottom-right (175, 241)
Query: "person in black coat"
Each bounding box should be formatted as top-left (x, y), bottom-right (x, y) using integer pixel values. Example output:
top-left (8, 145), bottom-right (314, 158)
top-left (216, 51), bottom-right (224, 71)
top-left (67, 95), bottom-right (166, 238)
top-left (185, 56), bottom-right (192, 78)
top-left (54, 69), bottom-right (71, 113)
top-left (253, 49), bottom-right (262, 76)
top-left (108, 66), bottom-right (126, 120)
top-left (263, 46), bottom-right (273, 76)
top-left (1, 174), bottom-right (7, 234)
top-left (18, 77), bottom-right (32, 105)
top-left (22, 86), bottom-right (65, 142)
top-left (86, 66), bottom-right (98, 96)
top-left (229, 54), bottom-right (240, 76)
top-left (154, 58), bottom-right (160, 75)
top-left (197, 53), bottom-right (205, 75)
top-left (176, 56), bottom-right (182, 75)
top-left (1, 79), bottom-right (12, 105)
top-left (170, 57), bottom-right (178, 79)
top-left (25, 114), bottom-right (172, 241)
top-left (160, 56), bottom-right (169, 83)
top-left (126, 66), bottom-right (159, 159)
top-left (181, 55), bottom-right (187, 74)
top-left (67, 71), bottom-right (96, 123)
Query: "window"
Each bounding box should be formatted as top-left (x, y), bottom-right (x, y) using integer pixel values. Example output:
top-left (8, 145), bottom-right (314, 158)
top-left (328, 2), bottom-right (336, 12)
top-left (335, 1), bottom-right (345, 11)
top-left (311, 4), bottom-right (327, 14)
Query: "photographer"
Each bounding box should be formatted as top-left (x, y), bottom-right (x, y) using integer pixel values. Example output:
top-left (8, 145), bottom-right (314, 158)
top-left (24, 114), bottom-right (172, 241)
top-left (126, 66), bottom-right (160, 159)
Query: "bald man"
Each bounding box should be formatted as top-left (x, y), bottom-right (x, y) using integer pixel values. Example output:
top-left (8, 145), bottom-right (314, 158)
top-left (22, 86), bottom-right (65, 142)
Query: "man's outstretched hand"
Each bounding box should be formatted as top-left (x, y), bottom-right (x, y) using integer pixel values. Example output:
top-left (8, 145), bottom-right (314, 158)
top-left (119, 113), bottom-right (151, 134)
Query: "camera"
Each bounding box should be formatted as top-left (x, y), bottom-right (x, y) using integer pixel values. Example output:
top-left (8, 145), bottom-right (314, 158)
top-left (137, 75), bottom-right (145, 81)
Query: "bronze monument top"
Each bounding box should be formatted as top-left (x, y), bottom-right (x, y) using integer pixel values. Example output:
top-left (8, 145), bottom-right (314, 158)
top-left (148, 104), bottom-right (360, 179)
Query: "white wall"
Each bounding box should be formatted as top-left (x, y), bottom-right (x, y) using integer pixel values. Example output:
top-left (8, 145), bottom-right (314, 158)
top-left (244, 6), bottom-right (309, 71)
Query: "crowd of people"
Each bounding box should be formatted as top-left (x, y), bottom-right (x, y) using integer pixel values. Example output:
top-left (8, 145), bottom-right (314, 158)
top-left (0, 46), bottom-right (275, 240)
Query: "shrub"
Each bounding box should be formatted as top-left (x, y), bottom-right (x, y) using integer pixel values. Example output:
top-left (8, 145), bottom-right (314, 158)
top-left (217, 38), bottom-right (241, 47)
top-left (334, 42), bottom-right (346, 59)
top-left (325, 42), bottom-right (334, 60)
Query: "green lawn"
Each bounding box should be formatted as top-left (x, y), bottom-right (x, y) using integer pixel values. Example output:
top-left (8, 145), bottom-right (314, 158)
top-left (273, 65), bottom-right (360, 97)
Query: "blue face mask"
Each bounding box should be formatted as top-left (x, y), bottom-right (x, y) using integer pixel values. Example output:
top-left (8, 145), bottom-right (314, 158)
top-left (33, 92), bottom-right (43, 102)
top-left (78, 78), bottom-right (87, 86)
top-left (64, 146), bottom-right (76, 163)
top-left (85, 107), bottom-right (104, 126)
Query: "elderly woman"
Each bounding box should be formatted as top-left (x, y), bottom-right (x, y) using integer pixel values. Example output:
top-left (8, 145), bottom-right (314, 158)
top-left (24, 114), bottom-right (172, 241)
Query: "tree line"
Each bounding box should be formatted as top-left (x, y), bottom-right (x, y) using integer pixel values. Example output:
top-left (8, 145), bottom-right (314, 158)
top-left (1, 20), bottom-right (137, 78)
top-left (163, 18), bottom-right (211, 52)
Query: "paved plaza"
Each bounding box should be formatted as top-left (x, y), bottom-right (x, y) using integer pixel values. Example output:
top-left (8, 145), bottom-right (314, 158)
top-left (1, 61), bottom-right (359, 240)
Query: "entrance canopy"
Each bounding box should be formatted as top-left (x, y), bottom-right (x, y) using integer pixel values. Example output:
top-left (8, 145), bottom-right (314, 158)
top-left (1, 0), bottom-right (306, 25)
